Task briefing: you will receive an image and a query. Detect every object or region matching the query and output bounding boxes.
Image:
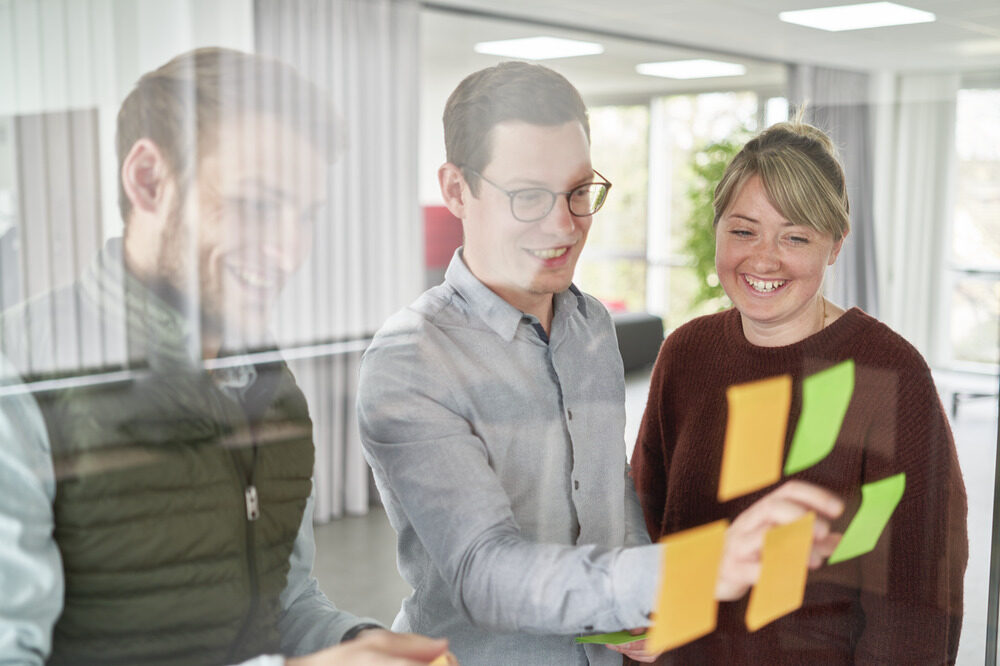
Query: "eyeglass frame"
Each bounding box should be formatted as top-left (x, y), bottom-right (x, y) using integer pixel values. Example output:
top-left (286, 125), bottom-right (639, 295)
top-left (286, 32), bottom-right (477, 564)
top-left (461, 166), bottom-right (613, 223)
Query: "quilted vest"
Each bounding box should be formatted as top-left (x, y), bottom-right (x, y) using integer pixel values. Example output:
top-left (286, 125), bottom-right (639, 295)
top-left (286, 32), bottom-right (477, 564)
top-left (39, 360), bottom-right (314, 666)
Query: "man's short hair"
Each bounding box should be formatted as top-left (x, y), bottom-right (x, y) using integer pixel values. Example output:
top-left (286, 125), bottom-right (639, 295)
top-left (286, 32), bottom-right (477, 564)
top-left (115, 47), bottom-right (337, 222)
top-left (443, 61), bottom-right (590, 195)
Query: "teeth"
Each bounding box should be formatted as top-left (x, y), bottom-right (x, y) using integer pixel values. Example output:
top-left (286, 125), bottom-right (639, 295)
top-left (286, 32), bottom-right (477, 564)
top-left (529, 247), bottom-right (568, 260)
top-left (235, 267), bottom-right (278, 289)
top-left (745, 276), bottom-right (786, 293)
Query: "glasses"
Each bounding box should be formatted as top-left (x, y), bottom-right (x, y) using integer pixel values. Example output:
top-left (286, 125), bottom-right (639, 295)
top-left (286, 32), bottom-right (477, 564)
top-left (465, 168), bottom-right (612, 223)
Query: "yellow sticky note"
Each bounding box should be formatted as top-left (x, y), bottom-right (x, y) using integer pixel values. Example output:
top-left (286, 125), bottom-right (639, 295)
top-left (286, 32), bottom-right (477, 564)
top-left (745, 511), bottom-right (815, 632)
top-left (648, 519), bottom-right (727, 653)
top-left (429, 654), bottom-right (454, 666)
top-left (718, 375), bottom-right (792, 501)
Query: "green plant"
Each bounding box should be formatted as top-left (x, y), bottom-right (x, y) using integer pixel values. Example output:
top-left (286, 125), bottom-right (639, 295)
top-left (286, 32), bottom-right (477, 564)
top-left (682, 134), bottom-right (747, 309)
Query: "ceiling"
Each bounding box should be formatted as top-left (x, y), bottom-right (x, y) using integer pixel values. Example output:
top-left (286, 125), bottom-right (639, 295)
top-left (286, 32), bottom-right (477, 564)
top-left (422, 0), bottom-right (1000, 100)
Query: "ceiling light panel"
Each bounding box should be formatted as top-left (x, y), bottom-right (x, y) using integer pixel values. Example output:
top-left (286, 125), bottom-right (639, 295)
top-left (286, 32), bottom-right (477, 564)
top-left (473, 37), bottom-right (605, 60)
top-left (636, 59), bottom-right (747, 79)
top-left (778, 2), bottom-right (936, 31)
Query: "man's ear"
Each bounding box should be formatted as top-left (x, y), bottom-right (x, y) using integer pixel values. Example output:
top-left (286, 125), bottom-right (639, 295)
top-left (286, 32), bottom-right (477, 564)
top-left (121, 138), bottom-right (173, 215)
top-left (438, 163), bottom-right (470, 220)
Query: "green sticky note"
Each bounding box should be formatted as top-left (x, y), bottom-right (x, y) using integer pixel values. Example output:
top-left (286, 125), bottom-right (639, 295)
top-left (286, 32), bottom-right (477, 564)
top-left (784, 359), bottom-right (855, 475)
top-left (827, 473), bottom-right (906, 565)
top-left (575, 630), bottom-right (647, 645)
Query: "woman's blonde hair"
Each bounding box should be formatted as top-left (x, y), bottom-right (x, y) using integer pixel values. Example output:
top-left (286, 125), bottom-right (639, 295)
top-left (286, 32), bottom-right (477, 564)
top-left (713, 119), bottom-right (850, 241)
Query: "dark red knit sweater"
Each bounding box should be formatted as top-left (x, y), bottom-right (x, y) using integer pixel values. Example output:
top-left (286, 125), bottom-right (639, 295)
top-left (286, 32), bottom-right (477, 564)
top-left (630, 307), bottom-right (968, 665)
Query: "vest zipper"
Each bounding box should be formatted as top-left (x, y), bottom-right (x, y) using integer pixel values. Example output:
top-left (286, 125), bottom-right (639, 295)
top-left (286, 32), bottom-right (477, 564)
top-left (227, 428), bottom-right (261, 662)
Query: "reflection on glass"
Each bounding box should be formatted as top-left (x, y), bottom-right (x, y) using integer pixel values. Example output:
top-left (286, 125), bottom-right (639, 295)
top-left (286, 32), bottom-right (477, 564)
top-left (950, 277), bottom-right (1000, 365)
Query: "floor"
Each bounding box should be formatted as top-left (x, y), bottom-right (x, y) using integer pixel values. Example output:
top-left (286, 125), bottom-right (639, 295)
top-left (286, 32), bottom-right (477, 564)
top-left (313, 368), bottom-right (999, 664)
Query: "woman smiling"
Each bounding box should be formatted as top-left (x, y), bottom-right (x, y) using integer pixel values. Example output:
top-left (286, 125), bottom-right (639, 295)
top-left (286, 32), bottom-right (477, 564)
top-left (630, 122), bottom-right (968, 664)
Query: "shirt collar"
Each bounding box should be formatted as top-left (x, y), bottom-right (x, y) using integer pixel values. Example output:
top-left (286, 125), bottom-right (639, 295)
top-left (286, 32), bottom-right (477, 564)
top-left (443, 248), bottom-right (588, 342)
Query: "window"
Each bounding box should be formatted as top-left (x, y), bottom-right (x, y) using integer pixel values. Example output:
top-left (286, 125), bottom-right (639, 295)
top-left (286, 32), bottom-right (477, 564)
top-left (579, 91), bottom-right (786, 329)
top-left (577, 105), bottom-right (650, 313)
top-left (947, 87), bottom-right (1000, 369)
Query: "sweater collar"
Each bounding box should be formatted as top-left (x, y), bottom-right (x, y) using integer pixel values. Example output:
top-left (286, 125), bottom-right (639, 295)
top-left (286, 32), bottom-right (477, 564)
top-left (724, 306), bottom-right (871, 357)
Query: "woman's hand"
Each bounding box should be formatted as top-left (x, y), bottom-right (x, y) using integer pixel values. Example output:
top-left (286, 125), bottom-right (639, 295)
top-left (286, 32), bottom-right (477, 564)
top-left (604, 627), bottom-right (660, 663)
top-left (716, 480), bottom-right (844, 601)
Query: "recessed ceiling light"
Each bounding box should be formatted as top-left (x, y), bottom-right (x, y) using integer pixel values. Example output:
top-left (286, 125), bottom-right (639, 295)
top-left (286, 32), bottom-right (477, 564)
top-left (473, 37), bottom-right (604, 60)
top-left (779, 2), bottom-right (935, 31)
top-left (636, 59), bottom-right (747, 80)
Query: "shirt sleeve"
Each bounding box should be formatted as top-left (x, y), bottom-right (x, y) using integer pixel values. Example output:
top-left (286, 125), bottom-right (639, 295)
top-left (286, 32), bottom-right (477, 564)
top-left (357, 328), bottom-right (661, 635)
top-left (275, 487), bottom-right (383, 657)
top-left (622, 465), bottom-right (652, 548)
top-left (0, 378), bottom-right (63, 665)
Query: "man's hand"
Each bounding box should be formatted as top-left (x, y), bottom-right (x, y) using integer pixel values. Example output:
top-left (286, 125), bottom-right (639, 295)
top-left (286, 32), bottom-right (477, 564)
top-left (716, 480), bottom-right (844, 601)
top-left (604, 627), bottom-right (660, 663)
top-left (285, 629), bottom-right (454, 665)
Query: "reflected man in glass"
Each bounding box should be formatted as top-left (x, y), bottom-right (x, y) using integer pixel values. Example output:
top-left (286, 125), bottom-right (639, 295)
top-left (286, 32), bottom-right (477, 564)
top-left (0, 48), bottom-right (449, 666)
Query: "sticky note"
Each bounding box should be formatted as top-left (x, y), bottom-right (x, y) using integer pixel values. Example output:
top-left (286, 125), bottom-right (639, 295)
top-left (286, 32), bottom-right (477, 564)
top-left (828, 473), bottom-right (906, 565)
top-left (718, 375), bottom-right (792, 501)
top-left (784, 360), bottom-right (855, 475)
top-left (575, 630), bottom-right (647, 645)
top-left (746, 511), bottom-right (815, 632)
top-left (648, 519), bottom-right (727, 653)
top-left (429, 655), bottom-right (453, 666)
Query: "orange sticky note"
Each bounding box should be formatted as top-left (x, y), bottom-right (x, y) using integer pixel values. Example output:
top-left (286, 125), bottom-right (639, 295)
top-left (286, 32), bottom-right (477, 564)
top-left (718, 375), bottom-right (792, 501)
top-left (745, 511), bottom-right (815, 631)
top-left (648, 519), bottom-right (727, 653)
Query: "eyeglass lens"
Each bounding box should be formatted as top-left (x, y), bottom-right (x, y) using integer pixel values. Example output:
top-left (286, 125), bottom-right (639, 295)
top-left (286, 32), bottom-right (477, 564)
top-left (511, 183), bottom-right (609, 222)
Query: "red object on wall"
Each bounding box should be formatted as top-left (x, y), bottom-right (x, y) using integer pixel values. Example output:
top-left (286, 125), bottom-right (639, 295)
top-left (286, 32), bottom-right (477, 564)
top-left (424, 205), bottom-right (464, 269)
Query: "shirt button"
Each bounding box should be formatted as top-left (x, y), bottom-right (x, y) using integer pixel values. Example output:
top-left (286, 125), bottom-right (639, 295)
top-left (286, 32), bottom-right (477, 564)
top-left (574, 480), bottom-right (580, 490)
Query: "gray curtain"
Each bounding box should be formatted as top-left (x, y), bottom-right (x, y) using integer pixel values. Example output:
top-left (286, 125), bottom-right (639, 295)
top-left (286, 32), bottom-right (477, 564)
top-left (255, 0), bottom-right (422, 521)
top-left (788, 65), bottom-right (879, 318)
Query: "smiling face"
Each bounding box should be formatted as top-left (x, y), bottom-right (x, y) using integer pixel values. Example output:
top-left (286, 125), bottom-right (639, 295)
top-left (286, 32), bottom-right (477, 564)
top-left (715, 174), bottom-right (844, 347)
top-left (455, 120), bottom-right (594, 320)
top-left (171, 114), bottom-right (328, 343)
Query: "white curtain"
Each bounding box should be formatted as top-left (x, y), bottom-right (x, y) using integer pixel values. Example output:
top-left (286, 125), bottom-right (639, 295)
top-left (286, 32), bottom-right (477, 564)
top-left (882, 74), bottom-right (959, 360)
top-left (788, 64), bottom-right (879, 317)
top-left (255, 0), bottom-right (422, 521)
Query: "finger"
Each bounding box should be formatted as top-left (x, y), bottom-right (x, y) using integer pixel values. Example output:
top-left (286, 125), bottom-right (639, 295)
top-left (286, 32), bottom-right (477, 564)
top-left (753, 498), bottom-right (832, 536)
top-left (815, 532), bottom-right (842, 558)
top-left (731, 496), bottom-right (809, 536)
top-left (362, 631), bottom-right (450, 661)
top-left (807, 531), bottom-right (842, 568)
top-left (624, 651), bottom-right (659, 663)
top-left (726, 530), bottom-right (766, 562)
top-left (604, 638), bottom-right (646, 652)
top-left (767, 481), bottom-right (844, 519)
top-left (813, 517), bottom-right (831, 540)
top-left (607, 642), bottom-right (656, 662)
top-left (715, 560), bottom-right (762, 600)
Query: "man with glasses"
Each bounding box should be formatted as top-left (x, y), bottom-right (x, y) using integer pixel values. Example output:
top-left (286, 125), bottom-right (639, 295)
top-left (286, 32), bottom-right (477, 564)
top-left (357, 62), bottom-right (844, 664)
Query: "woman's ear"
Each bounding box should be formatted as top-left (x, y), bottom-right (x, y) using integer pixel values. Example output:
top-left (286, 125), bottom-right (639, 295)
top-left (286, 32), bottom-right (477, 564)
top-left (829, 231), bottom-right (848, 265)
top-left (121, 138), bottom-right (172, 216)
top-left (438, 163), bottom-right (469, 220)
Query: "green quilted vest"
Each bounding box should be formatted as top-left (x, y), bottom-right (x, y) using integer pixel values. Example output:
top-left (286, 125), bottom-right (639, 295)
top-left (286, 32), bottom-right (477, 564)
top-left (39, 360), bottom-right (314, 666)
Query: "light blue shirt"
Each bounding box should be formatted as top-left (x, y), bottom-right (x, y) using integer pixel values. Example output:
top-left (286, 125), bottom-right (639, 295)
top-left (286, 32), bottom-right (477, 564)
top-left (358, 250), bottom-right (662, 665)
